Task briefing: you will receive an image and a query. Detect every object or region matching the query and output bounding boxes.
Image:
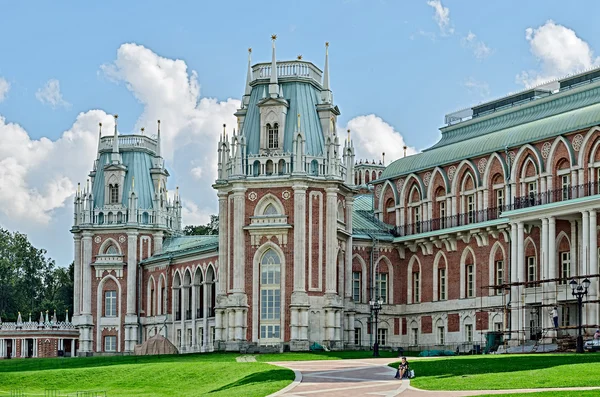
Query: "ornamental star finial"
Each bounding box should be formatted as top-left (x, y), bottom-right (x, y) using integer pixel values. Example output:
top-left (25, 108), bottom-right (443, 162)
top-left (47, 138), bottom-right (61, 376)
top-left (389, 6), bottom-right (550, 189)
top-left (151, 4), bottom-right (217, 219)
top-left (271, 34), bottom-right (277, 41)
top-left (326, 41), bottom-right (329, 47)
top-left (248, 47), bottom-right (252, 53)
top-left (297, 54), bottom-right (303, 60)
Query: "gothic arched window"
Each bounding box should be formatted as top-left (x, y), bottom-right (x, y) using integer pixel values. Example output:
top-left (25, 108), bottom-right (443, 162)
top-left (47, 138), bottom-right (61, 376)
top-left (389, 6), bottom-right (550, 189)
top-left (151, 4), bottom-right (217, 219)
top-left (260, 249), bottom-right (281, 343)
top-left (263, 203), bottom-right (278, 216)
top-left (105, 245), bottom-right (118, 255)
top-left (109, 184), bottom-right (119, 204)
top-left (267, 123), bottom-right (279, 149)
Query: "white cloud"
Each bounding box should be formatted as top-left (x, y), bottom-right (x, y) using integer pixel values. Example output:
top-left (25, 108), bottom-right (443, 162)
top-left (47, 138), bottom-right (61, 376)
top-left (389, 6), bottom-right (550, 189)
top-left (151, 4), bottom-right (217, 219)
top-left (0, 111), bottom-right (113, 224)
top-left (464, 77), bottom-right (490, 97)
top-left (426, 0), bottom-right (454, 36)
top-left (516, 20), bottom-right (600, 87)
top-left (344, 115), bottom-right (417, 165)
top-left (35, 79), bottom-right (71, 109)
top-left (410, 29), bottom-right (437, 42)
top-left (0, 78), bottom-right (10, 102)
top-left (461, 31), bottom-right (492, 60)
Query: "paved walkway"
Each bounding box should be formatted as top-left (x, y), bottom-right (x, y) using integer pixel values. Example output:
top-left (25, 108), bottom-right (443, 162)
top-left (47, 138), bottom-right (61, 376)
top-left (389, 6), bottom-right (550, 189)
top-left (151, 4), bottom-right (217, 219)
top-left (267, 358), bottom-right (600, 397)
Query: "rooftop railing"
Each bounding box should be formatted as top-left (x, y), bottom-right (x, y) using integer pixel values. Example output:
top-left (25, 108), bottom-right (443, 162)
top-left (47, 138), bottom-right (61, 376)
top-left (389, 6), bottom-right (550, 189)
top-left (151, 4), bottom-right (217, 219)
top-left (99, 135), bottom-right (158, 154)
top-left (391, 182), bottom-right (600, 238)
top-left (252, 61), bottom-right (323, 85)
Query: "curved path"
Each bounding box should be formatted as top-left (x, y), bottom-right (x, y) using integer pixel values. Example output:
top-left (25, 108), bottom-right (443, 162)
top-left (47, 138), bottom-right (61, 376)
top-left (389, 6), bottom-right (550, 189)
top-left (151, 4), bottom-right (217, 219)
top-left (267, 357), bottom-right (600, 397)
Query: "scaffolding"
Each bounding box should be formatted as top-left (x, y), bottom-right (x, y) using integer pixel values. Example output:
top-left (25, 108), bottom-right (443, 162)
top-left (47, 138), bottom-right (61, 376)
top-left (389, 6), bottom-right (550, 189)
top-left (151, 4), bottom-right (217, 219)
top-left (479, 273), bottom-right (600, 353)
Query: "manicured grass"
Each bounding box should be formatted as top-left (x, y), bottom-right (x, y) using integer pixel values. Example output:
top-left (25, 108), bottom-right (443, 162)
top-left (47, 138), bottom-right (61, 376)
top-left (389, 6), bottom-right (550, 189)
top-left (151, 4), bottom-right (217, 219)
top-left (480, 392), bottom-right (600, 397)
top-left (256, 349), bottom-right (409, 362)
top-left (0, 353), bottom-right (294, 396)
top-left (391, 353), bottom-right (600, 391)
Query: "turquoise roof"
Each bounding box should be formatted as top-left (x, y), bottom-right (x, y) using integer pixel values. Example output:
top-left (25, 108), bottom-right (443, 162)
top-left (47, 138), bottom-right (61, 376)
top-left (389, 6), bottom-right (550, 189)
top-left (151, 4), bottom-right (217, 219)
top-left (352, 194), bottom-right (394, 240)
top-left (242, 81), bottom-right (325, 155)
top-left (92, 150), bottom-right (156, 208)
top-left (141, 235), bottom-right (219, 263)
top-left (381, 82), bottom-right (600, 180)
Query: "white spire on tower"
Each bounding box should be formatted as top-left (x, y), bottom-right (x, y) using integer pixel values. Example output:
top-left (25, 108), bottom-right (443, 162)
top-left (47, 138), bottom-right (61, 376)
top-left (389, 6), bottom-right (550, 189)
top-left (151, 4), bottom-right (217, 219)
top-left (269, 34), bottom-right (279, 98)
top-left (245, 48), bottom-right (253, 97)
top-left (321, 42), bottom-right (332, 104)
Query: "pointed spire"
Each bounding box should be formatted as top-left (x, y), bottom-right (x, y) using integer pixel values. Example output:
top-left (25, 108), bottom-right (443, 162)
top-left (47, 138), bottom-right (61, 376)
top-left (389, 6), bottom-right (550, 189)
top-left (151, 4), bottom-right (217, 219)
top-left (45, 310), bottom-right (49, 323)
top-left (97, 122), bottom-right (102, 158)
top-left (39, 311), bottom-right (44, 324)
top-left (112, 115), bottom-right (119, 153)
top-left (269, 34), bottom-right (279, 98)
top-left (132, 176), bottom-right (135, 192)
top-left (347, 129), bottom-right (351, 143)
top-left (244, 48), bottom-right (253, 97)
top-left (297, 113), bottom-right (301, 132)
top-left (156, 120), bottom-right (161, 158)
top-left (323, 42), bottom-right (330, 90)
top-left (17, 312), bottom-right (22, 324)
top-left (65, 309), bottom-right (69, 323)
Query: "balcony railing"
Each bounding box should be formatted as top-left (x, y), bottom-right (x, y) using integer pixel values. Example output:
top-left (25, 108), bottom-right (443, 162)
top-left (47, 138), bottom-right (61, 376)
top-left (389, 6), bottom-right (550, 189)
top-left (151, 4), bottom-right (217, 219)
top-left (391, 182), bottom-right (600, 238)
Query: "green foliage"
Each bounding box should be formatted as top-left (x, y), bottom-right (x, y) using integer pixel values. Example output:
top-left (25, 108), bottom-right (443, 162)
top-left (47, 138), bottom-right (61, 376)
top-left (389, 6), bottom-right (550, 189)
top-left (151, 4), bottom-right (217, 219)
top-left (0, 353), bottom-right (294, 396)
top-left (390, 353), bottom-right (600, 391)
top-left (481, 391), bottom-right (600, 397)
top-left (182, 215), bottom-right (219, 236)
top-left (0, 227), bottom-right (73, 322)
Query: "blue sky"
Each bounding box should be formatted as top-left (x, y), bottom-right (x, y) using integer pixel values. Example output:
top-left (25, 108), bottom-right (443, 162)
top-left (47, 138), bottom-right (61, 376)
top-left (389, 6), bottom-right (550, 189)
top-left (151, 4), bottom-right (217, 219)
top-left (0, 0), bottom-right (599, 265)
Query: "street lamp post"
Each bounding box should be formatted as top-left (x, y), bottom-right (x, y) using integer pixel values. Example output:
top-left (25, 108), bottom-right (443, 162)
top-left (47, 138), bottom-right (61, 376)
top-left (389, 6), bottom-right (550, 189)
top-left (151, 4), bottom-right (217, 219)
top-left (570, 277), bottom-right (591, 353)
top-left (370, 298), bottom-right (383, 357)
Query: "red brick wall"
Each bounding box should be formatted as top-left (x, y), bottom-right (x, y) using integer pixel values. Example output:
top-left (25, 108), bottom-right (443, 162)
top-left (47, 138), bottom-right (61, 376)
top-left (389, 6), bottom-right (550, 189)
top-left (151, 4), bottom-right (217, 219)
top-left (421, 316), bottom-right (432, 334)
top-left (476, 311), bottom-right (489, 331)
top-left (447, 313), bottom-right (460, 332)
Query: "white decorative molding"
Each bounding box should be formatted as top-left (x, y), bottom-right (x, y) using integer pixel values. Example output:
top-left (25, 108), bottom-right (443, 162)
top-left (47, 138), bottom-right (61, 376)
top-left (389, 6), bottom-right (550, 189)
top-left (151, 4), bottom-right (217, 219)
top-left (94, 236), bottom-right (102, 244)
top-left (572, 134), bottom-right (584, 151)
top-left (375, 185), bottom-right (382, 199)
top-left (541, 142), bottom-right (552, 159)
top-left (118, 235), bottom-right (126, 243)
top-left (477, 158), bottom-right (487, 174)
top-left (448, 166), bottom-right (457, 181)
top-left (423, 172), bottom-right (432, 187)
top-left (248, 191), bottom-right (258, 201)
top-left (282, 190), bottom-right (291, 200)
top-left (508, 151), bottom-right (516, 164)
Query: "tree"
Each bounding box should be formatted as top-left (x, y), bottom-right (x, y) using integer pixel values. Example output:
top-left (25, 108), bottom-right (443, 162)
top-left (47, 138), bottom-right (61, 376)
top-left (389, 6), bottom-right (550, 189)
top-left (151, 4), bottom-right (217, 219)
top-left (0, 227), bottom-right (73, 322)
top-left (183, 215), bottom-right (219, 236)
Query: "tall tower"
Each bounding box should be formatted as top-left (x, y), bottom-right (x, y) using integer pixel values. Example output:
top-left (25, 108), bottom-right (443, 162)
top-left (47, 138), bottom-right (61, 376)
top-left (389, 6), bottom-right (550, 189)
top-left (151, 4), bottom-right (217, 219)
top-left (71, 117), bottom-right (182, 355)
top-left (214, 37), bottom-right (356, 351)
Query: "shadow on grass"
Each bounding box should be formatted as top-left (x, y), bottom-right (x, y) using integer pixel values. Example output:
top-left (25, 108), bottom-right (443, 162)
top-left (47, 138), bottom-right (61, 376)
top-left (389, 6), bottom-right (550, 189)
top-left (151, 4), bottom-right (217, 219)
top-left (0, 352), bottom-right (240, 373)
top-left (208, 368), bottom-right (295, 393)
top-left (389, 354), bottom-right (600, 377)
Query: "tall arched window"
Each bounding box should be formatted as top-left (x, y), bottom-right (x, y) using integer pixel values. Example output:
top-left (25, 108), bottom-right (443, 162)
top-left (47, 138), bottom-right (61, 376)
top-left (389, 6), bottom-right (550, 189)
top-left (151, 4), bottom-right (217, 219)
top-left (260, 249), bottom-right (281, 343)
top-left (109, 184), bottom-right (119, 204)
top-left (105, 244), bottom-right (118, 255)
top-left (267, 123), bottom-right (279, 149)
top-left (263, 203), bottom-right (278, 216)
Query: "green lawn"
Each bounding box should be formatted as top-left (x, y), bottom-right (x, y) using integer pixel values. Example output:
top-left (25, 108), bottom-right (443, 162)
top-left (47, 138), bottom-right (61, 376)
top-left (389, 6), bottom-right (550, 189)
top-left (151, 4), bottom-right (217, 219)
top-left (480, 392), bottom-right (600, 397)
top-left (0, 353), bottom-right (294, 396)
top-left (390, 353), bottom-right (600, 391)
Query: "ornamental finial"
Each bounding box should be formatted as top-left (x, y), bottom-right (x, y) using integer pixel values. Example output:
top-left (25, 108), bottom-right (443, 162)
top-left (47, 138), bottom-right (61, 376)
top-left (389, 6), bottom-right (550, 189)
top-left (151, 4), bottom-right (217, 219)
top-left (248, 47), bottom-right (252, 53)
top-left (271, 34), bottom-right (277, 41)
top-left (297, 54), bottom-right (303, 60)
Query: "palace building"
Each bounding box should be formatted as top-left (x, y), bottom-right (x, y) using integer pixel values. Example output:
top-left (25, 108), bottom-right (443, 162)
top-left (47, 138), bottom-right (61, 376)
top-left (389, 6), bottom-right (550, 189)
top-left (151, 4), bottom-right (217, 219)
top-left (70, 38), bottom-right (600, 356)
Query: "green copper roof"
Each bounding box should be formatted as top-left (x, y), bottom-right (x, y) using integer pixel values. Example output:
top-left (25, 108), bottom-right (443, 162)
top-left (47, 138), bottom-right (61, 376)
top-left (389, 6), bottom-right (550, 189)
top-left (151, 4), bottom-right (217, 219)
top-left (382, 82), bottom-right (600, 180)
top-left (352, 194), bottom-right (393, 240)
top-left (92, 150), bottom-right (156, 208)
top-left (242, 81), bottom-right (325, 156)
top-left (141, 235), bottom-right (219, 263)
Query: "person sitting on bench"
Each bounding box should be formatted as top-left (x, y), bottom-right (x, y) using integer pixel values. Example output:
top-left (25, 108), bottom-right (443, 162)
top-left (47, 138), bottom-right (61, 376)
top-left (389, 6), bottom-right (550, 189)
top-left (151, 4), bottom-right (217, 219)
top-left (395, 357), bottom-right (410, 379)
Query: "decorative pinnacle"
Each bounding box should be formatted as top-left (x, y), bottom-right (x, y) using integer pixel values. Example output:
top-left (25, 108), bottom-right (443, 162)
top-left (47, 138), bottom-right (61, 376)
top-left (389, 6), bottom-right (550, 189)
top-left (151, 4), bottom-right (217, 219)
top-left (140, 127), bottom-right (145, 133)
top-left (271, 34), bottom-right (277, 41)
top-left (326, 42), bottom-right (329, 47)
top-left (99, 122), bottom-right (102, 127)
top-left (114, 114), bottom-right (118, 120)
top-left (297, 54), bottom-right (302, 60)
top-left (248, 47), bottom-right (252, 53)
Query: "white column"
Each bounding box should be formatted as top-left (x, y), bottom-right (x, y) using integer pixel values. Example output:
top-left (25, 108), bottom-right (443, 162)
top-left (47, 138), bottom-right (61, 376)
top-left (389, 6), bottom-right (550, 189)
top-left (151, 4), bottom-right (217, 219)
top-left (153, 232), bottom-right (164, 255)
top-left (81, 233), bottom-right (93, 315)
top-left (73, 236), bottom-right (82, 316)
top-left (191, 282), bottom-right (197, 350)
top-left (589, 210), bottom-right (598, 327)
top-left (235, 309), bottom-right (244, 341)
top-left (180, 286), bottom-right (187, 350)
top-left (548, 217), bottom-right (557, 281)
top-left (541, 218), bottom-right (550, 337)
top-left (126, 232), bottom-right (138, 315)
top-left (203, 282), bottom-right (209, 350)
top-left (345, 197), bottom-right (354, 299)
top-left (228, 310), bottom-right (235, 341)
top-left (293, 185), bottom-right (307, 292)
top-left (583, 211), bottom-right (590, 276)
top-left (217, 192), bottom-right (228, 295)
top-left (232, 187), bottom-right (246, 293)
top-left (325, 188), bottom-right (338, 294)
top-left (71, 339), bottom-right (75, 357)
top-left (571, 220), bottom-right (578, 278)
